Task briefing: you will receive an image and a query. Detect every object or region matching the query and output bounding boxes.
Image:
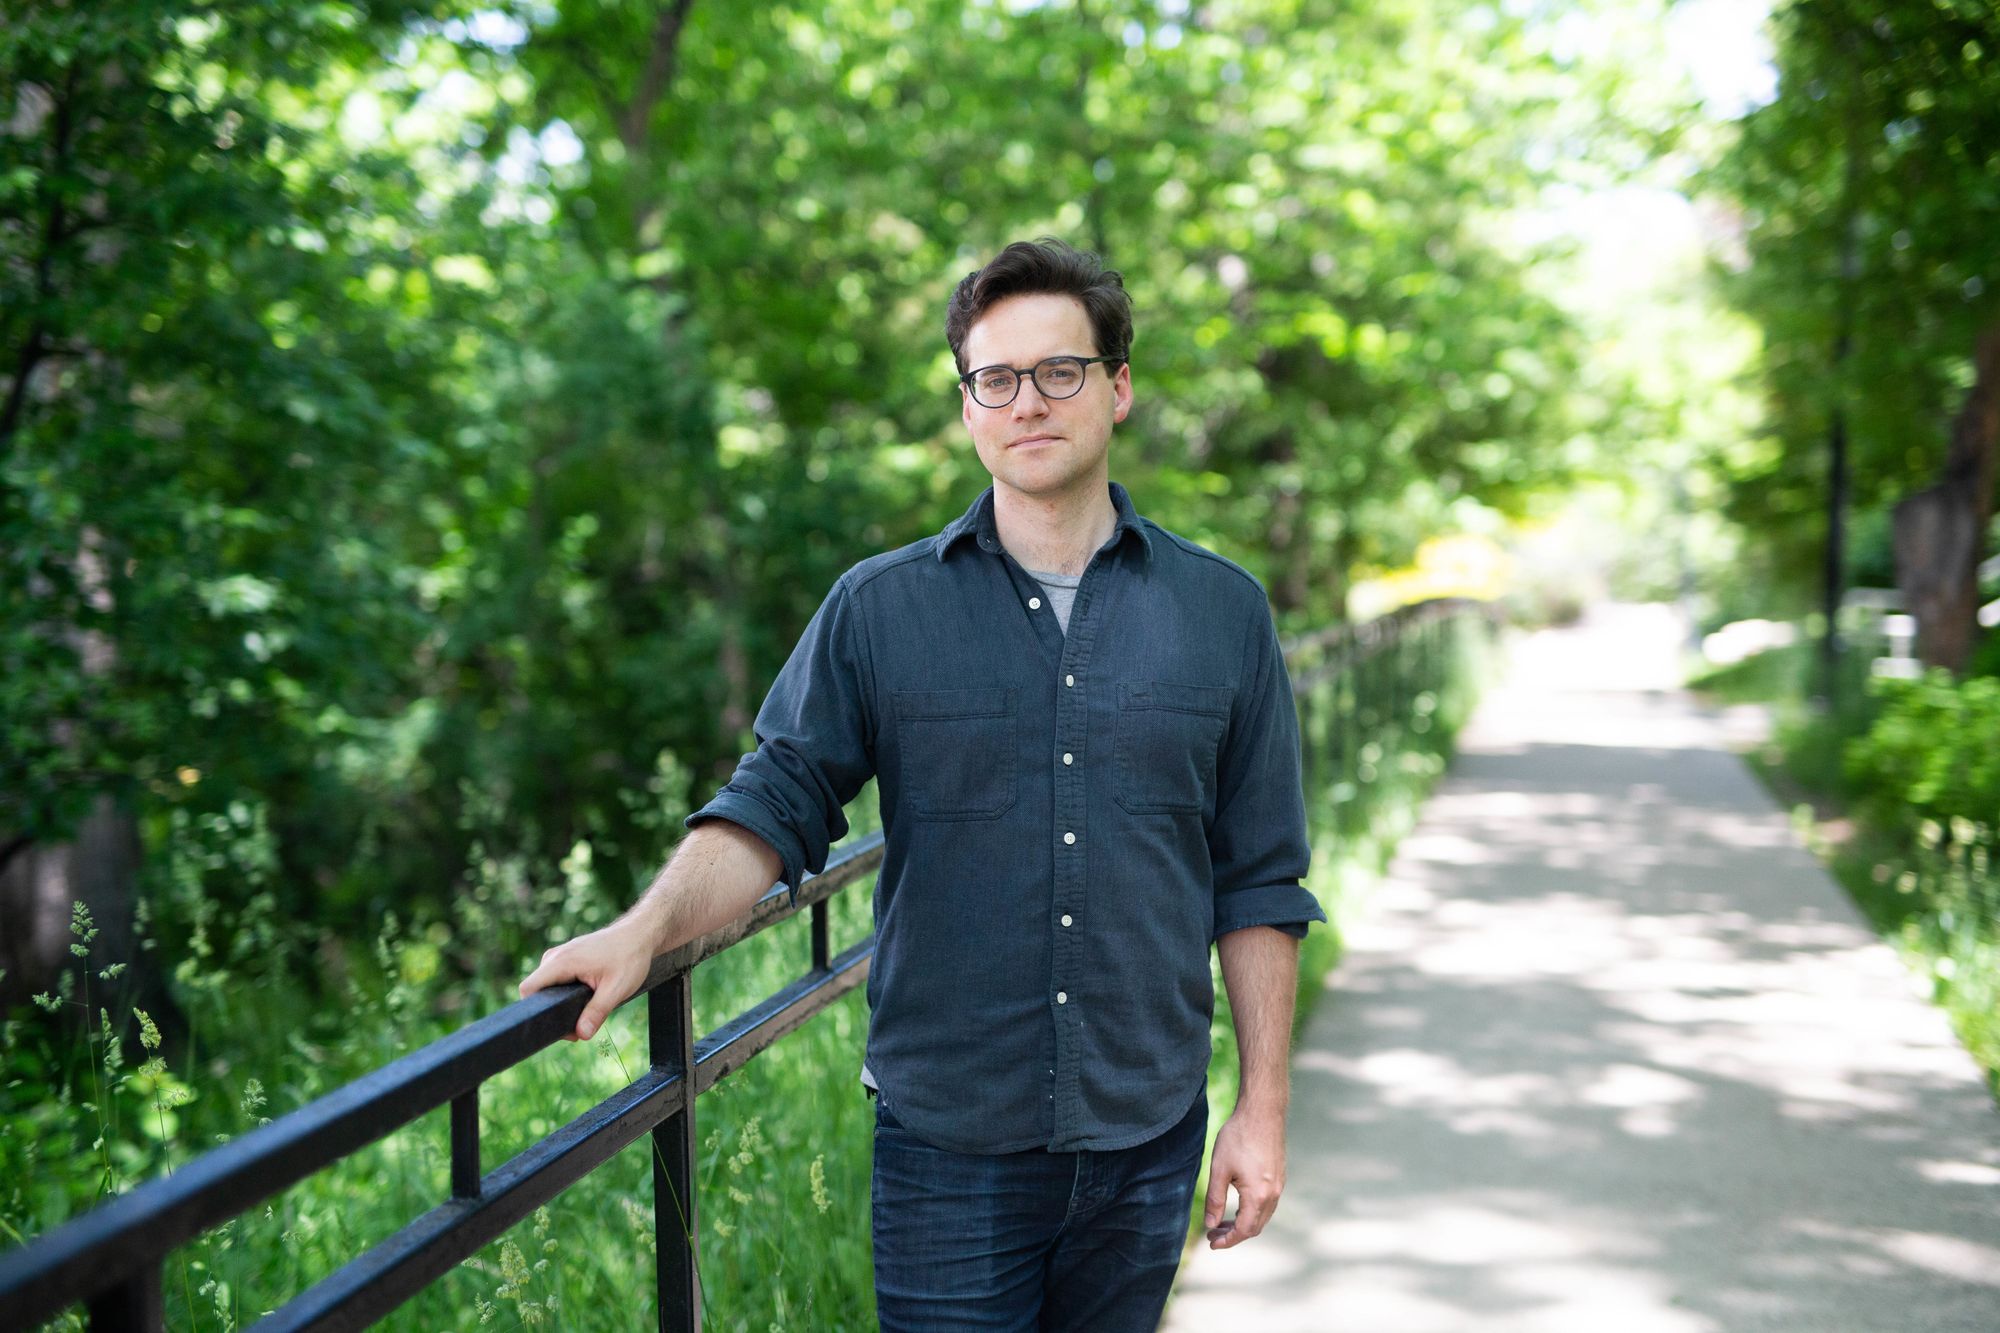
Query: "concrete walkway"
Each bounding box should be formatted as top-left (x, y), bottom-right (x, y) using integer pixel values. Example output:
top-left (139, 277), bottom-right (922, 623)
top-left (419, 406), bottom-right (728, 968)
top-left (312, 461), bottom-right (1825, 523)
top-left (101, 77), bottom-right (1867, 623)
top-left (1166, 604), bottom-right (2000, 1332)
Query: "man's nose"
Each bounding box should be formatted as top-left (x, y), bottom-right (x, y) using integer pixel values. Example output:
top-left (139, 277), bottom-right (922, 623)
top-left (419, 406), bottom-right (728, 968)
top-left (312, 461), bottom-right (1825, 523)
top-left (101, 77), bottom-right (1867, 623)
top-left (1011, 375), bottom-right (1051, 416)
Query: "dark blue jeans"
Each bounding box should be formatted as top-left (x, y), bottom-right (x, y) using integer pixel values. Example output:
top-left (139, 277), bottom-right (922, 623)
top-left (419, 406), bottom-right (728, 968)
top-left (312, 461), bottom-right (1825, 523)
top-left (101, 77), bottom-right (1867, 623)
top-left (870, 1086), bottom-right (1208, 1332)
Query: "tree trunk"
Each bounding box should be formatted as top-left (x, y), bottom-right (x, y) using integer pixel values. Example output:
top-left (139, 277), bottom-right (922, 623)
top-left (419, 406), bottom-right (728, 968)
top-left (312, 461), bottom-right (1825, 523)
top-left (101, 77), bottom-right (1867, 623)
top-left (0, 794), bottom-right (142, 1008)
top-left (1892, 324), bottom-right (2000, 673)
top-left (2, 523), bottom-right (144, 1007)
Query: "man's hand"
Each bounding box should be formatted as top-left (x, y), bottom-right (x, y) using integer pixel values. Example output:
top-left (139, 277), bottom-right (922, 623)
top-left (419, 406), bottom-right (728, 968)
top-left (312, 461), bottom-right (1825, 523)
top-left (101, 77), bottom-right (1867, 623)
top-left (1202, 1103), bottom-right (1286, 1249)
top-left (518, 922), bottom-right (655, 1042)
top-left (517, 821), bottom-right (784, 1043)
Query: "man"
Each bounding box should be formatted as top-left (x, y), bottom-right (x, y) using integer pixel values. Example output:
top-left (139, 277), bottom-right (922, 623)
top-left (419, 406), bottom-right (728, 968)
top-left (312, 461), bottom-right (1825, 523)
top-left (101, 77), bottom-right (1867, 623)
top-left (520, 238), bottom-right (1325, 1330)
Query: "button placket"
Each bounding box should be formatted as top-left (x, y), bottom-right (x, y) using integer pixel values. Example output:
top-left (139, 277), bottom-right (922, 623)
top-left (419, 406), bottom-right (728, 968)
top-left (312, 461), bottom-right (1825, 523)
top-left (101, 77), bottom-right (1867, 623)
top-left (1047, 551), bottom-right (1114, 1147)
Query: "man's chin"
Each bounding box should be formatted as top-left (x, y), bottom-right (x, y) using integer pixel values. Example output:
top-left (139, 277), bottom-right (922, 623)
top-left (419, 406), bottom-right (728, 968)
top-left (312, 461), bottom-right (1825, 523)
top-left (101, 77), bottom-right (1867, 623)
top-left (991, 469), bottom-right (1106, 504)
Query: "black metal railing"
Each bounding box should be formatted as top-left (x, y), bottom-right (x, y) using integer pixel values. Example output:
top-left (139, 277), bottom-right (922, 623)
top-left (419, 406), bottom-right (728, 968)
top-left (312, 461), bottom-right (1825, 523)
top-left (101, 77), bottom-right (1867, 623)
top-left (0, 833), bottom-right (884, 1332)
top-left (1, 595), bottom-right (1496, 1332)
top-left (1287, 597), bottom-right (1498, 838)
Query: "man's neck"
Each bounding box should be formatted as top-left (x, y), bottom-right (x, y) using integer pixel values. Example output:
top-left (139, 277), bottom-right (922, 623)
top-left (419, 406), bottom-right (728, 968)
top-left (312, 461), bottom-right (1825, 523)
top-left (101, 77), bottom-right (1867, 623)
top-left (992, 474), bottom-right (1118, 577)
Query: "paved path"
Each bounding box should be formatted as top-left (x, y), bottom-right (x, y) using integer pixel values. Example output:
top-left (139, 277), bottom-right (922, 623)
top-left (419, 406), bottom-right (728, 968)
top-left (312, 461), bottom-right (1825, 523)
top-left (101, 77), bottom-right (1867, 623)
top-left (1165, 604), bottom-right (2000, 1332)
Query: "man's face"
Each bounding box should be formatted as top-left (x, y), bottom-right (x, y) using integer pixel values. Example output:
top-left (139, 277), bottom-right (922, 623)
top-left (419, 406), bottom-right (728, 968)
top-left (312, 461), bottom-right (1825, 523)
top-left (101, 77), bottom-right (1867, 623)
top-left (959, 293), bottom-right (1132, 504)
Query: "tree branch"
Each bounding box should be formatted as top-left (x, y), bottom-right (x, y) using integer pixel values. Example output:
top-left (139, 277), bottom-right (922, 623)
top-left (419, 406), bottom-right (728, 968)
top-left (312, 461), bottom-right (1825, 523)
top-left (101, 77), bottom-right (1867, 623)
top-left (618, 0), bottom-right (697, 154)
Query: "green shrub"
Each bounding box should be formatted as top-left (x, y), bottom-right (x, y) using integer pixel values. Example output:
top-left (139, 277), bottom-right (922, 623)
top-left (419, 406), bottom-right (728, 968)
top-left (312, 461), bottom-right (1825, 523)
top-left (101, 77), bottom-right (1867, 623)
top-left (1840, 669), bottom-right (2000, 1091)
top-left (1846, 671), bottom-right (2000, 841)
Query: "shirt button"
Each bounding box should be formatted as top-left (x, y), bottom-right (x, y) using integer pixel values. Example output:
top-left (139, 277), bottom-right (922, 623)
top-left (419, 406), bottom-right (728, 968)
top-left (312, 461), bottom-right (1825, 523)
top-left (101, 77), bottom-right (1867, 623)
top-left (1029, 596), bottom-right (1042, 610)
top-left (1065, 673), bottom-right (1075, 687)
top-left (1062, 752), bottom-right (1073, 765)
top-left (1063, 831), bottom-right (1076, 845)
top-left (1061, 914), bottom-right (1073, 927)
top-left (1057, 991), bottom-right (1068, 1004)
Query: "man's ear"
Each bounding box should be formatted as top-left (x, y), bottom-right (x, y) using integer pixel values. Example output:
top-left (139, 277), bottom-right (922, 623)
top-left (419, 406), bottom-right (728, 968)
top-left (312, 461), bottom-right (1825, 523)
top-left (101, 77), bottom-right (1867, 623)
top-left (1110, 361), bottom-right (1133, 425)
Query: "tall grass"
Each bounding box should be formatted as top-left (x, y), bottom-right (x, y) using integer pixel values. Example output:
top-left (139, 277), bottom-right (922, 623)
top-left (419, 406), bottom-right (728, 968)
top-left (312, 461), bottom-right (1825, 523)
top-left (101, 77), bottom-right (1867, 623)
top-left (5, 611), bottom-right (1499, 1331)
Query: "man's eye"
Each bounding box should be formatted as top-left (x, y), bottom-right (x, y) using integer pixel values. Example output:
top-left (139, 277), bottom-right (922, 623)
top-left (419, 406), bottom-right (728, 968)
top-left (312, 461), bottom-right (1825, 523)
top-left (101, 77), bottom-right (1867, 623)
top-left (1042, 365), bottom-right (1081, 387)
top-left (978, 371), bottom-right (1016, 392)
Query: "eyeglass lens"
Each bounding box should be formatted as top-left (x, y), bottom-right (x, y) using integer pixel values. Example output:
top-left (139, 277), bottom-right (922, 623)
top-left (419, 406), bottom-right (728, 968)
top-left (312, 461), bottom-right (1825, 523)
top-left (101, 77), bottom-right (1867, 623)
top-left (970, 357), bottom-right (1088, 407)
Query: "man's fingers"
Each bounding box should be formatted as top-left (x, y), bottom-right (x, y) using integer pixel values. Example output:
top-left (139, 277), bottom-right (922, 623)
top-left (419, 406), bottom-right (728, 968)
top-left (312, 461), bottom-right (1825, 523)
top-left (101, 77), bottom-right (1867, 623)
top-left (518, 946), bottom-right (581, 999)
top-left (574, 962), bottom-right (644, 1041)
top-left (1203, 1163), bottom-right (1234, 1230)
top-left (575, 995), bottom-right (613, 1042)
top-left (1236, 1184), bottom-right (1280, 1241)
top-left (1210, 1181), bottom-right (1280, 1248)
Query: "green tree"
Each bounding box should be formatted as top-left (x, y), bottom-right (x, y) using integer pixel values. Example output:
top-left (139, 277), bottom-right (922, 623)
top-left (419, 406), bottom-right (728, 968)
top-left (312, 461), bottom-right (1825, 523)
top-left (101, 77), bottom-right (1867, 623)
top-left (1713, 0), bottom-right (2000, 670)
top-left (0, 0), bottom-right (488, 1002)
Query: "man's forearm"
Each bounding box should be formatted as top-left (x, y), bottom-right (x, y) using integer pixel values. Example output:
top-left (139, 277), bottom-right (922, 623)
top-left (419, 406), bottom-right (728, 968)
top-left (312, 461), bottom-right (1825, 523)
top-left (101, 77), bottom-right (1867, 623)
top-left (621, 819), bottom-right (784, 957)
top-left (1217, 925), bottom-right (1300, 1115)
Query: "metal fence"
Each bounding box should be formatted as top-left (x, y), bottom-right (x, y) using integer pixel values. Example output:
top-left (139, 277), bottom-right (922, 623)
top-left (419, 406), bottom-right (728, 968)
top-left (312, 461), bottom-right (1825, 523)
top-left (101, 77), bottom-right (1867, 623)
top-left (1287, 597), bottom-right (1498, 839)
top-left (1, 836), bottom-right (883, 1332)
top-left (1, 597), bottom-right (1494, 1332)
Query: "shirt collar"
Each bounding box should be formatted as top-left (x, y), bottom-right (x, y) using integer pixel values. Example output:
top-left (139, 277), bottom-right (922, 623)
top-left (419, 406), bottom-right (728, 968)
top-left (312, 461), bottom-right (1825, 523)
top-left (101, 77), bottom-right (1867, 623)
top-left (933, 480), bottom-right (1155, 565)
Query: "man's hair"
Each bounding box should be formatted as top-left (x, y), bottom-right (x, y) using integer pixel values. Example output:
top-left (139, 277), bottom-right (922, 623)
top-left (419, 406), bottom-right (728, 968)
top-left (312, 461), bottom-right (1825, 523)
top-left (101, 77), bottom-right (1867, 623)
top-left (945, 237), bottom-right (1133, 374)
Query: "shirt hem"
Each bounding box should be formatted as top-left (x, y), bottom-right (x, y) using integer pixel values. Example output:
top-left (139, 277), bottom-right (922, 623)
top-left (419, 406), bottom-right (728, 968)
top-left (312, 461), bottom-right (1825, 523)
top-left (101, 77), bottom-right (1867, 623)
top-left (878, 1079), bottom-right (1208, 1155)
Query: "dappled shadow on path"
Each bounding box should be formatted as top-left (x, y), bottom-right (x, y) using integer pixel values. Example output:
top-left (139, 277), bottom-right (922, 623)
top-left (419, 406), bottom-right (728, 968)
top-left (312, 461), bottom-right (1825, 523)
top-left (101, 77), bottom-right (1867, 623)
top-left (1168, 669), bottom-right (2000, 1333)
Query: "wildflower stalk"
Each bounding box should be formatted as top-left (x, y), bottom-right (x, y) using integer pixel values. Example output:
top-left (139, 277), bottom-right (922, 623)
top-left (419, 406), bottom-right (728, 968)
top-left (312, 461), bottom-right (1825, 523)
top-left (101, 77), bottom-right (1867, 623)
top-left (69, 904), bottom-right (116, 1200)
top-left (136, 1008), bottom-right (199, 1329)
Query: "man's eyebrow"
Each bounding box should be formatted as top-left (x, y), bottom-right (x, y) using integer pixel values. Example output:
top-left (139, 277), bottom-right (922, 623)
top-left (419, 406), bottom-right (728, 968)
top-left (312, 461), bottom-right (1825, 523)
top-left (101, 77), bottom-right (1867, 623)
top-left (970, 353), bottom-right (1093, 367)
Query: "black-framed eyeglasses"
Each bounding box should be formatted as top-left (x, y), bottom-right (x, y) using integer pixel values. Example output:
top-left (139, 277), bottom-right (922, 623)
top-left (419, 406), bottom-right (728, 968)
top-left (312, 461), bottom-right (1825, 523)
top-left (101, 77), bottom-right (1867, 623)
top-left (958, 355), bottom-right (1124, 409)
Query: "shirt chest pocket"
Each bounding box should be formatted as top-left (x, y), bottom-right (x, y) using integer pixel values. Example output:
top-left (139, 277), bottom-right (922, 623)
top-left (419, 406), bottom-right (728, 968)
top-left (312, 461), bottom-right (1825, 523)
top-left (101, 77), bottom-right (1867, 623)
top-left (894, 686), bottom-right (1019, 821)
top-left (1115, 680), bottom-right (1234, 815)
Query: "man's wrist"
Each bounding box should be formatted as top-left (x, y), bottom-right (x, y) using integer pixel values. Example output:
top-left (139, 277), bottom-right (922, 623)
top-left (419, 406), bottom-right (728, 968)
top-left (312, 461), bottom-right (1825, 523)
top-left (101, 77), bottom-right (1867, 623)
top-left (618, 899), bottom-right (672, 957)
top-left (1232, 1088), bottom-right (1289, 1122)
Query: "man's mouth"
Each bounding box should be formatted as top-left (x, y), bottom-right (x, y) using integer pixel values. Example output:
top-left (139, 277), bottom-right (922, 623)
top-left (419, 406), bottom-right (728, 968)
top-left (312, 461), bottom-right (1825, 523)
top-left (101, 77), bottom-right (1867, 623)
top-left (1009, 435), bottom-right (1060, 448)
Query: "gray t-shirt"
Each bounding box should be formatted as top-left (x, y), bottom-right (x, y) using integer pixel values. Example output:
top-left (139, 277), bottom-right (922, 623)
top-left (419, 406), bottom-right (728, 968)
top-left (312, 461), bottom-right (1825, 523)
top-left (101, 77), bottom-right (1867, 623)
top-left (1023, 566), bottom-right (1083, 634)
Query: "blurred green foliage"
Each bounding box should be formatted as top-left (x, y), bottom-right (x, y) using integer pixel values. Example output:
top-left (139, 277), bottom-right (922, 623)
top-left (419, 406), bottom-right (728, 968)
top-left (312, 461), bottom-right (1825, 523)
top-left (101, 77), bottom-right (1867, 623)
top-left (1708, 0), bottom-right (2000, 611)
top-left (3, 0), bottom-right (1659, 966)
top-left (1848, 670), bottom-right (2000, 846)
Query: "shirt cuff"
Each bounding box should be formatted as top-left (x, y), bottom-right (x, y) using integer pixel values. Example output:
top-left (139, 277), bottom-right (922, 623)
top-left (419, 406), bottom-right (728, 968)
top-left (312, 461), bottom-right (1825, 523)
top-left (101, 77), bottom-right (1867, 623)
top-left (1213, 882), bottom-right (1327, 941)
top-left (685, 793), bottom-right (803, 908)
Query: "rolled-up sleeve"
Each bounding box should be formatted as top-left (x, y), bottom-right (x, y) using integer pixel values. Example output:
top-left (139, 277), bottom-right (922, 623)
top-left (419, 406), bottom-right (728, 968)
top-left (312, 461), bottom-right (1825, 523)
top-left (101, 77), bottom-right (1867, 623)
top-left (1208, 596), bottom-right (1326, 940)
top-left (685, 572), bottom-right (876, 905)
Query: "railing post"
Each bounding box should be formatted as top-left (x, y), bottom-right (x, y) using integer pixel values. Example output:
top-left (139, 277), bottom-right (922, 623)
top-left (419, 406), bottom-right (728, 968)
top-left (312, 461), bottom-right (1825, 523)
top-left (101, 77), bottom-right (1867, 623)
top-left (811, 899), bottom-right (830, 973)
top-left (450, 1087), bottom-right (481, 1199)
top-left (86, 1264), bottom-right (162, 1330)
top-left (651, 974), bottom-right (700, 1332)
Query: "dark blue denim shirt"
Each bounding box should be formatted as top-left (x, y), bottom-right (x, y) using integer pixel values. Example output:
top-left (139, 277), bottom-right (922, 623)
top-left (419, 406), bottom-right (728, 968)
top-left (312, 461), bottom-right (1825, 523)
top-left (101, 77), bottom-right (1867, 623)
top-left (686, 481), bottom-right (1325, 1153)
